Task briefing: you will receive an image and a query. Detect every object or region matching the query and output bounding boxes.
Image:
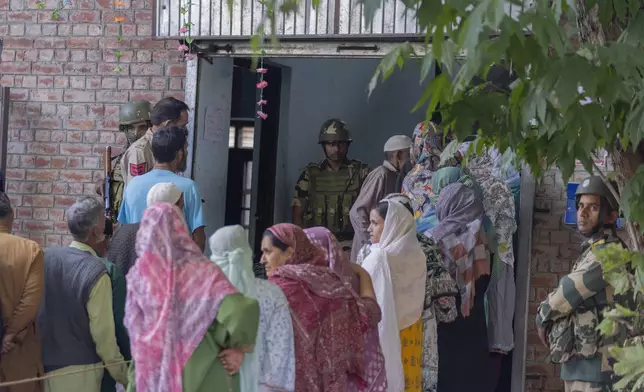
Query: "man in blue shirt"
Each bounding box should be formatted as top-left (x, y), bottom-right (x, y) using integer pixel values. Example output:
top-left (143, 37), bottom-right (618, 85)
top-left (117, 126), bottom-right (206, 250)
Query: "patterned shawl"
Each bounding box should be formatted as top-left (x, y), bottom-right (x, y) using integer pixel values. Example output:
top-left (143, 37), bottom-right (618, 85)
top-left (268, 223), bottom-right (370, 392)
top-left (124, 203), bottom-right (238, 392)
top-left (431, 184), bottom-right (490, 316)
top-left (402, 121), bottom-right (458, 234)
top-left (304, 226), bottom-right (388, 392)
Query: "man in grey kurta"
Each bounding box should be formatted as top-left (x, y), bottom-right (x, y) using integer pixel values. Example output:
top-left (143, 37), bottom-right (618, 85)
top-left (349, 135), bottom-right (412, 262)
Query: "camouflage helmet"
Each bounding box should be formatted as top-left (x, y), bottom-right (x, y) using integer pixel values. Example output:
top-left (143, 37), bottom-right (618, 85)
top-left (575, 175), bottom-right (619, 211)
top-left (318, 118), bottom-right (352, 144)
top-left (119, 100), bottom-right (152, 126)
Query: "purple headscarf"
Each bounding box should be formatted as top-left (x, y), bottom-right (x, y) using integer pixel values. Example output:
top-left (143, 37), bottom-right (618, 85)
top-left (431, 183), bottom-right (484, 242)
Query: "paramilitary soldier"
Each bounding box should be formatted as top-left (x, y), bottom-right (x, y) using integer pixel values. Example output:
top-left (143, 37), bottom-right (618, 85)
top-left (291, 119), bottom-right (371, 252)
top-left (536, 176), bottom-right (626, 392)
top-left (99, 100), bottom-right (152, 223)
top-left (121, 97), bottom-right (189, 186)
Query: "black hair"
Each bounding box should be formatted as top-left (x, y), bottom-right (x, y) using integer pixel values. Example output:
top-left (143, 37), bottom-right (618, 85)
top-left (0, 192), bottom-right (11, 219)
top-left (375, 201), bottom-right (389, 219)
top-left (151, 97), bottom-right (189, 126)
top-left (151, 126), bottom-right (187, 164)
top-left (263, 229), bottom-right (289, 251)
top-left (374, 200), bottom-right (414, 219)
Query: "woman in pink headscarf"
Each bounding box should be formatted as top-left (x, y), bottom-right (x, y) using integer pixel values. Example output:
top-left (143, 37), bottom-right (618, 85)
top-left (304, 227), bottom-right (388, 392)
top-left (124, 202), bottom-right (260, 392)
top-left (260, 223), bottom-right (384, 392)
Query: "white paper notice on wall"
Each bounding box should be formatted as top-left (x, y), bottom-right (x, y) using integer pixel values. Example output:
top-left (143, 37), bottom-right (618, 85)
top-left (203, 105), bottom-right (226, 142)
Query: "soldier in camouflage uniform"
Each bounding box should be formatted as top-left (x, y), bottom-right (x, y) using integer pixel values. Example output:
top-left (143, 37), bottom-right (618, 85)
top-left (536, 176), bottom-right (624, 392)
top-left (97, 100), bottom-right (152, 223)
top-left (292, 119), bottom-right (371, 252)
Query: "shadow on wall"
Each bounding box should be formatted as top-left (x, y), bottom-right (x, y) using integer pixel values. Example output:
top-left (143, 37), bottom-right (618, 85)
top-left (272, 57), bottom-right (428, 222)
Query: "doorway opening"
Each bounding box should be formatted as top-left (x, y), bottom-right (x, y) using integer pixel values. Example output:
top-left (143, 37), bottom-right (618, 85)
top-left (222, 59), bottom-right (282, 264)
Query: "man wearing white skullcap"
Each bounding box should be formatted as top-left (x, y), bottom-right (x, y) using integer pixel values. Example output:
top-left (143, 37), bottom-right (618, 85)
top-left (146, 182), bottom-right (184, 208)
top-left (349, 135), bottom-right (413, 262)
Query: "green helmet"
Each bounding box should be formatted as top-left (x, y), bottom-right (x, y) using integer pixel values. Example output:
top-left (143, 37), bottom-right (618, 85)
top-left (318, 119), bottom-right (352, 144)
top-left (575, 175), bottom-right (619, 210)
top-left (119, 100), bottom-right (152, 126)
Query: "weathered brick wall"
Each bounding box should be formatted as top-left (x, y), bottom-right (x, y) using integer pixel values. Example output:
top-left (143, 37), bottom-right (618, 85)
top-left (0, 0), bottom-right (186, 245)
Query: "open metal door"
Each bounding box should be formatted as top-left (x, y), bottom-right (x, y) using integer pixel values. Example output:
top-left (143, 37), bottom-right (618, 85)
top-left (0, 87), bottom-right (9, 193)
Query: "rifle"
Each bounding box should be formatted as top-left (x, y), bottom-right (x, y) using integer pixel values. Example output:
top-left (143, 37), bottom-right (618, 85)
top-left (104, 146), bottom-right (113, 236)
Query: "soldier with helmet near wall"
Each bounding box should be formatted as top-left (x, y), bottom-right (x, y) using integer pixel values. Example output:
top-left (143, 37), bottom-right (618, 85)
top-left (536, 176), bottom-right (626, 392)
top-left (292, 119), bottom-right (371, 252)
top-left (96, 100), bottom-right (152, 224)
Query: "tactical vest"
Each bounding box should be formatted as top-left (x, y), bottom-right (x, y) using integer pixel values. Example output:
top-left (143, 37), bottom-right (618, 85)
top-left (547, 236), bottom-right (619, 364)
top-left (302, 162), bottom-right (365, 241)
top-left (109, 154), bottom-right (124, 223)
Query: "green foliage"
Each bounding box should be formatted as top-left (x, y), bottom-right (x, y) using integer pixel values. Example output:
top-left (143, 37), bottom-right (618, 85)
top-left (596, 244), bottom-right (644, 391)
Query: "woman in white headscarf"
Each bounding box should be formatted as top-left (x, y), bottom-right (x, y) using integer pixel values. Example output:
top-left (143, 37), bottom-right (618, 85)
top-left (359, 200), bottom-right (426, 392)
top-left (209, 225), bottom-right (296, 392)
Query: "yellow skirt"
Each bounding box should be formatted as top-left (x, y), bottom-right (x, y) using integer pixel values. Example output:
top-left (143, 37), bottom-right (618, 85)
top-left (400, 318), bottom-right (423, 392)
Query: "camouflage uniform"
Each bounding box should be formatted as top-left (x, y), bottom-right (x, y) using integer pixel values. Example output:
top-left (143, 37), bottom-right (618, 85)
top-left (292, 119), bottom-right (370, 248)
top-left (536, 233), bottom-right (620, 392)
top-left (109, 100), bottom-right (152, 221)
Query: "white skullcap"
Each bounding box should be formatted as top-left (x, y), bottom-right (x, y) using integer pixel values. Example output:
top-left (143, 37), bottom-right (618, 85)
top-left (383, 135), bottom-right (413, 152)
top-left (147, 182), bottom-right (182, 207)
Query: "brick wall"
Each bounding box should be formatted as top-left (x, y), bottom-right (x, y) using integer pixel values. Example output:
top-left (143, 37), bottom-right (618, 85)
top-left (0, 0), bottom-right (186, 245)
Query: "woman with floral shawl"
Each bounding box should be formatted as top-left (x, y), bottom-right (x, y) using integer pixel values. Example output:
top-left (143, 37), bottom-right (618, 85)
top-left (260, 223), bottom-right (382, 392)
top-left (209, 225), bottom-right (296, 392)
top-left (358, 200), bottom-right (426, 392)
top-left (304, 227), bottom-right (387, 392)
top-left (402, 121), bottom-right (459, 235)
top-left (124, 203), bottom-right (260, 392)
top-left (428, 183), bottom-right (494, 392)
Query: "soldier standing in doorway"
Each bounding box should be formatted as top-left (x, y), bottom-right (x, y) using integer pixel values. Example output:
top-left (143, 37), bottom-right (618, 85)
top-left (292, 118), bottom-right (371, 252)
top-left (536, 176), bottom-right (626, 392)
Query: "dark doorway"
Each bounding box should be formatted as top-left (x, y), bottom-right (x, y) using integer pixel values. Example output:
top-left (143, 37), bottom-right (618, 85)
top-left (229, 59), bottom-right (282, 267)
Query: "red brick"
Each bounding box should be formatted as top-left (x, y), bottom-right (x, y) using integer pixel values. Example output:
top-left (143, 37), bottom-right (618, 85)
top-left (63, 90), bottom-right (96, 102)
top-left (69, 10), bottom-right (101, 22)
top-left (60, 143), bottom-right (92, 155)
top-left (7, 11), bottom-right (37, 21)
top-left (67, 37), bottom-right (99, 49)
top-left (54, 196), bottom-right (77, 208)
top-left (23, 195), bottom-right (55, 207)
top-left (64, 62), bottom-right (98, 75)
top-left (26, 142), bottom-right (58, 155)
top-left (34, 37), bottom-right (66, 49)
top-left (531, 273), bottom-right (558, 288)
top-left (130, 91), bottom-right (164, 102)
top-left (30, 90), bottom-right (63, 102)
top-left (0, 62), bottom-right (31, 74)
top-left (102, 10), bottom-right (133, 23)
top-left (96, 90), bottom-right (129, 103)
top-left (46, 235), bottom-right (63, 246)
top-left (32, 62), bottom-right (64, 75)
top-left (59, 170), bottom-right (92, 182)
top-left (166, 64), bottom-right (186, 76)
top-left (67, 119), bottom-right (96, 131)
top-left (23, 220), bottom-right (54, 233)
top-left (15, 207), bottom-right (33, 219)
top-left (26, 169), bottom-right (59, 181)
top-left (4, 38), bottom-right (34, 48)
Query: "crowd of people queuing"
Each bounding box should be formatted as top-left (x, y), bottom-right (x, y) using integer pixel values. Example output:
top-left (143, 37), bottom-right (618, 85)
top-left (3, 88), bottom-right (619, 392)
top-left (0, 103), bottom-right (533, 392)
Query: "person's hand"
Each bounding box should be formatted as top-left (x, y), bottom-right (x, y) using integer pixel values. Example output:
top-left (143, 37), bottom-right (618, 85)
top-left (219, 348), bottom-right (244, 375)
top-left (537, 326), bottom-right (549, 348)
top-left (2, 334), bottom-right (16, 354)
top-left (349, 263), bottom-right (370, 281)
